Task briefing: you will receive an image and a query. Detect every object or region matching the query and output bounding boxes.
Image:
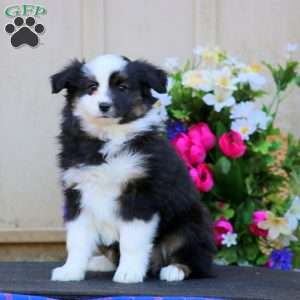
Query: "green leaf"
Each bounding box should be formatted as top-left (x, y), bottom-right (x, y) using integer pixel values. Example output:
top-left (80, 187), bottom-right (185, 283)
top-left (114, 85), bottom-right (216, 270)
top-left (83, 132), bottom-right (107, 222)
top-left (251, 140), bottom-right (272, 155)
top-left (219, 247), bottom-right (238, 264)
top-left (245, 175), bottom-right (254, 195)
top-left (245, 244), bottom-right (259, 261)
top-left (264, 60), bottom-right (298, 92)
top-left (170, 109), bottom-right (189, 120)
top-left (291, 241), bottom-right (300, 268)
top-left (215, 121), bottom-right (227, 137)
top-left (224, 208), bottom-right (235, 219)
top-left (263, 154), bottom-right (275, 166)
top-left (212, 159), bottom-right (245, 204)
top-left (236, 199), bottom-right (256, 228)
top-left (233, 83), bottom-right (266, 101)
top-left (216, 157), bottom-right (231, 174)
top-left (256, 255), bottom-right (269, 265)
top-left (269, 127), bottom-right (281, 136)
top-left (269, 141), bottom-right (281, 152)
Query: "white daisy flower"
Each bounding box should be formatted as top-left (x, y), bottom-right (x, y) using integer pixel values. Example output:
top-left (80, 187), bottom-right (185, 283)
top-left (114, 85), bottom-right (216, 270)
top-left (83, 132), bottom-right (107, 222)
top-left (164, 57), bottom-right (179, 72)
top-left (203, 88), bottom-right (235, 112)
top-left (251, 110), bottom-right (272, 130)
top-left (259, 212), bottom-right (291, 240)
top-left (213, 67), bottom-right (237, 91)
top-left (182, 70), bottom-right (213, 92)
top-left (224, 57), bottom-right (246, 70)
top-left (221, 232), bottom-right (238, 247)
top-left (236, 72), bottom-right (266, 91)
top-left (285, 196), bottom-right (300, 231)
top-left (236, 64), bottom-right (266, 90)
top-left (230, 102), bottom-right (272, 131)
top-left (277, 234), bottom-right (298, 247)
top-left (200, 47), bottom-right (223, 68)
top-left (193, 45), bottom-right (204, 56)
top-left (231, 118), bottom-right (256, 140)
top-left (230, 101), bottom-right (256, 120)
top-left (151, 90), bottom-right (172, 121)
top-left (224, 56), bottom-right (239, 66)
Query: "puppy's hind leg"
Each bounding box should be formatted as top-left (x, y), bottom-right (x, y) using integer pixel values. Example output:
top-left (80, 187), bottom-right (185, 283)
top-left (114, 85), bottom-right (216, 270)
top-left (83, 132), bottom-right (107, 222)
top-left (159, 225), bottom-right (215, 281)
top-left (161, 233), bottom-right (215, 281)
top-left (51, 211), bottom-right (98, 281)
top-left (160, 264), bottom-right (189, 282)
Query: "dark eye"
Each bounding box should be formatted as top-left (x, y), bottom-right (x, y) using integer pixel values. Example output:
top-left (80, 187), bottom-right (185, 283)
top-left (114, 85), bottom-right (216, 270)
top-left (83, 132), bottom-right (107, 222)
top-left (87, 82), bottom-right (98, 94)
top-left (118, 83), bottom-right (128, 92)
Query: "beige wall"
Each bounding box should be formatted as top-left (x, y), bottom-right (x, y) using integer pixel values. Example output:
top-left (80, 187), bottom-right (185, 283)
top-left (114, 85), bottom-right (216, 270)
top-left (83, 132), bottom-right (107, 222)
top-left (0, 0), bottom-right (299, 233)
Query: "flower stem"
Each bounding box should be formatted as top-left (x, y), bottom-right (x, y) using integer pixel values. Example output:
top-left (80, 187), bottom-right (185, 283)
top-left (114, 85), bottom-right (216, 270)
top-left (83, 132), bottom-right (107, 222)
top-left (269, 89), bottom-right (280, 113)
top-left (272, 86), bottom-right (294, 122)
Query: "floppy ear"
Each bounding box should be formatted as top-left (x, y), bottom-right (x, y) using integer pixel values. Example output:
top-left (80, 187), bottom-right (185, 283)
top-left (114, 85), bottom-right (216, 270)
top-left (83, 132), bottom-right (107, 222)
top-left (128, 60), bottom-right (167, 93)
top-left (51, 59), bottom-right (84, 94)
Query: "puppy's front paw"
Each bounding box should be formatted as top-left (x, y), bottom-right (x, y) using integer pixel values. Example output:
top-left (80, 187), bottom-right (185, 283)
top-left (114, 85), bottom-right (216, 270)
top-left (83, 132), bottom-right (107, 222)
top-left (51, 265), bottom-right (85, 281)
top-left (160, 265), bottom-right (185, 281)
top-left (113, 266), bottom-right (144, 283)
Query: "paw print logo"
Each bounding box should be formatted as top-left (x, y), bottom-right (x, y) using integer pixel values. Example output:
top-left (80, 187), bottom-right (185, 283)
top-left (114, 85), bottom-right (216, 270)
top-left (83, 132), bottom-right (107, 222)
top-left (5, 17), bottom-right (45, 48)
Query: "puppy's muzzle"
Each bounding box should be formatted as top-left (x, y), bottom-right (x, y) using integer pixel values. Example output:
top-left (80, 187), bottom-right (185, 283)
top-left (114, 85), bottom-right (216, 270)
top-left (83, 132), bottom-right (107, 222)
top-left (99, 102), bottom-right (112, 113)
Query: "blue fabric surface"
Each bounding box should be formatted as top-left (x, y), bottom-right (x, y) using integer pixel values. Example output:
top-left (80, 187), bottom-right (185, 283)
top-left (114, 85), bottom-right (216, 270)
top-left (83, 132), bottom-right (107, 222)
top-left (0, 294), bottom-right (223, 300)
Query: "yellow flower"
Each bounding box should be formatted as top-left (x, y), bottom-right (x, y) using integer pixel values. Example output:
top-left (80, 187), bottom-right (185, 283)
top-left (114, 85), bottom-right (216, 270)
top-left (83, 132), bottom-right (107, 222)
top-left (258, 212), bottom-right (291, 240)
top-left (249, 63), bottom-right (263, 73)
top-left (258, 237), bottom-right (283, 255)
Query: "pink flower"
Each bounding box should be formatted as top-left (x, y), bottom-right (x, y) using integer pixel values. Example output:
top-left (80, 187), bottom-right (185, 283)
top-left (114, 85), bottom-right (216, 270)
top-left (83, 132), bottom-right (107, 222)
top-left (189, 163), bottom-right (214, 192)
top-left (265, 259), bottom-right (272, 268)
top-left (189, 144), bottom-right (206, 165)
top-left (188, 123), bottom-right (216, 151)
top-left (219, 130), bottom-right (247, 159)
top-left (214, 218), bottom-right (233, 247)
top-left (172, 133), bottom-right (192, 167)
top-left (172, 133), bottom-right (207, 167)
top-left (253, 211), bottom-right (268, 223)
top-left (249, 210), bottom-right (268, 237)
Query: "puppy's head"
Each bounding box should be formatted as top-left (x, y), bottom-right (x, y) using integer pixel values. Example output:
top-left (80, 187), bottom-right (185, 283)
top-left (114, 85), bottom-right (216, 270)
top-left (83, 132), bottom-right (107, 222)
top-left (51, 54), bottom-right (167, 129)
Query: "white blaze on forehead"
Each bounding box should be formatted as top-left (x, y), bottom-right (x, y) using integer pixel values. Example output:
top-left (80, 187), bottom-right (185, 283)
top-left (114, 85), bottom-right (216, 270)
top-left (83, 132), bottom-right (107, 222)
top-left (84, 54), bottom-right (128, 85)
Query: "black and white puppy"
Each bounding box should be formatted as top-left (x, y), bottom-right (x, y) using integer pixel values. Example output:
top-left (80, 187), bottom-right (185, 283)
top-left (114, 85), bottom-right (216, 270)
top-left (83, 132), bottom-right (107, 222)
top-left (50, 54), bottom-right (216, 283)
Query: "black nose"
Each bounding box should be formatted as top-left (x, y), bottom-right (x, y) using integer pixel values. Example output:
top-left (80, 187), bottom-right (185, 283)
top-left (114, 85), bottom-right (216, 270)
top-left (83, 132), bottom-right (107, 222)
top-left (99, 102), bottom-right (111, 113)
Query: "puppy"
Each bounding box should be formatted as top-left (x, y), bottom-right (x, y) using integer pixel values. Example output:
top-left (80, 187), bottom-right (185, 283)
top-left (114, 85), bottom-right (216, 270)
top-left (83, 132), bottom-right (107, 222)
top-left (50, 54), bottom-right (216, 283)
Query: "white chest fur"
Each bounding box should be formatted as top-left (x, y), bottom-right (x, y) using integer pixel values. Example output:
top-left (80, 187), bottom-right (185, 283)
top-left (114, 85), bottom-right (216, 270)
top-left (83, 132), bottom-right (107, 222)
top-left (62, 150), bottom-right (146, 245)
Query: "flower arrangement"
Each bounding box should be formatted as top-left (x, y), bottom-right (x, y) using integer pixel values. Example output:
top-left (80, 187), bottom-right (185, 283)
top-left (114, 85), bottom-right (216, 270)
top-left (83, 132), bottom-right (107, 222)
top-left (154, 44), bottom-right (300, 270)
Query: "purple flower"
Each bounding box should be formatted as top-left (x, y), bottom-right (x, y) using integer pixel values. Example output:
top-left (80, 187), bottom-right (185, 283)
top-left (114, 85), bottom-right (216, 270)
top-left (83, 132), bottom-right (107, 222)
top-left (269, 248), bottom-right (293, 271)
top-left (166, 120), bottom-right (187, 140)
